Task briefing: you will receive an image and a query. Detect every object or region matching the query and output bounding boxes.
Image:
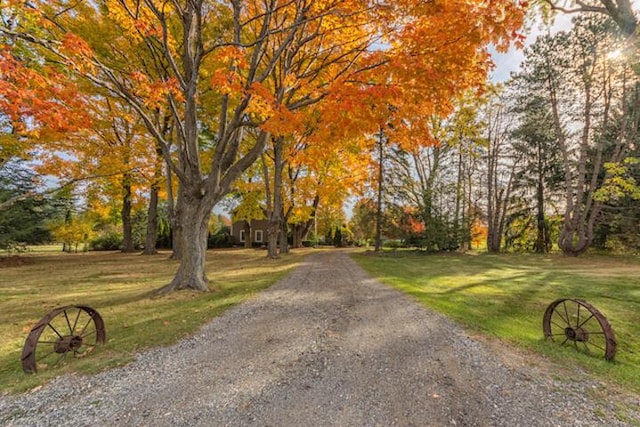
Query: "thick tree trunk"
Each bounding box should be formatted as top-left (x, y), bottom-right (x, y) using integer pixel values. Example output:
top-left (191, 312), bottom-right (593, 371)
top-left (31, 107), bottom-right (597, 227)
top-left (292, 224), bottom-right (301, 248)
top-left (292, 223), bottom-right (308, 248)
top-left (279, 217), bottom-right (289, 254)
top-left (243, 221), bottom-right (252, 248)
top-left (267, 220), bottom-right (280, 257)
top-left (558, 222), bottom-right (591, 256)
top-left (157, 192), bottom-right (211, 293)
top-left (121, 173), bottom-right (135, 253)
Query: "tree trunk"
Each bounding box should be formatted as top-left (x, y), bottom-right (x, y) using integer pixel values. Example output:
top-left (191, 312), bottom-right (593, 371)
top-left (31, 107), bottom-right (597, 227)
top-left (168, 182), bottom-right (184, 260)
top-left (156, 191), bottom-right (211, 293)
top-left (453, 145), bottom-right (463, 249)
top-left (143, 180), bottom-right (159, 255)
top-left (121, 173), bottom-right (135, 252)
top-left (374, 128), bottom-right (384, 252)
top-left (267, 137), bottom-right (284, 258)
top-left (484, 102), bottom-right (516, 254)
top-left (243, 221), bottom-right (252, 248)
top-left (292, 224), bottom-right (301, 248)
top-left (279, 216), bottom-right (289, 254)
top-left (292, 223), bottom-right (306, 248)
top-left (144, 146), bottom-right (165, 255)
top-left (534, 144), bottom-right (550, 254)
top-left (556, 52), bottom-right (594, 256)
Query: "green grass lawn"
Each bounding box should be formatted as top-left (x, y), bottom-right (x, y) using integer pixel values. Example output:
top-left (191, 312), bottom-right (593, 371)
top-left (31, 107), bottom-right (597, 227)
top-left (0, 248), bottom-right (309, 393)
top-left (353, 250), bottom-right (640, 393)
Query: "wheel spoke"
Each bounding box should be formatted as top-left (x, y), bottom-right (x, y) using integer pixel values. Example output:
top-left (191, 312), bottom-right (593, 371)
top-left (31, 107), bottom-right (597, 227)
top-left (37, 340), bottom-right (59, 344)
top-left (78, 315), bottom-right (94, 337)
top-left (561, 337), bottom-right (569, 345)
top-left (75, 344), bottom-right (95, 356)
top-left (577, 314), bottom-right (595, 329)
top-left (80, 328), bottom-right (96, 339)
top-left (576, 304), bottom-right (581, 328)
top-left (551, 320), bottom-right (566, 330)
top-left (36, 348), bottom-right (58, 363)
top-left (63, 310), bottom-right (73, 335)
top-left (46, 323), bottom-right (64, 339)
top-left (562, 301), bottom-right (571, 325)
top-left (52, 351), bottom-right (68, 367)
top-left (584, 341), bottom-right (607, 353)
top-left (71, 309), bottom-right (82, 335)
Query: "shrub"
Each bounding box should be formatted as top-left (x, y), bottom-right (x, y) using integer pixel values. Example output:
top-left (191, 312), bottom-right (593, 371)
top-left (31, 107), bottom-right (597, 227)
top-left (383, 239), bottom-right (404, 249)
top-left (90, 231), bottom-right (123, 251)
top-left (3, 241), bottom-right (28, 254)
top-left (208, 230), bottom-right (233, 248)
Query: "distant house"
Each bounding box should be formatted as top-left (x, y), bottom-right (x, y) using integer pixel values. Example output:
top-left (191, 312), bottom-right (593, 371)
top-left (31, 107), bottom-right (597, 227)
top-left (230, 219), bottom-right (269, 246)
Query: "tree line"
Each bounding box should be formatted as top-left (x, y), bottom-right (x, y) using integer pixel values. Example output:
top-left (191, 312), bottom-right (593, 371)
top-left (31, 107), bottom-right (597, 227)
top-left (349, 13), bottom-right (640, 256)
top-left (1, 0), bottom-right (525, 292)
top-left (1, 1), bottom-right (638, 294)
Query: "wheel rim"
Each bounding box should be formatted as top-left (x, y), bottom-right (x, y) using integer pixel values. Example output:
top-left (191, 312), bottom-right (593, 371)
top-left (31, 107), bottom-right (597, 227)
top-left (542, 298), bottom-right (616, 361)
top-left (21, 305), bottom-right (106, 373)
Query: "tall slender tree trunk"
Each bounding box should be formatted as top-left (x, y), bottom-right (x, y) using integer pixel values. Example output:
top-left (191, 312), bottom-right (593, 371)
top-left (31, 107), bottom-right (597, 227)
top-left (534, 144), bottom-right (550, 253)
top-left (454, 145), bottom-right (463, 249)
top-left (167, 169), bottom-right (183, 260)
top-left (121, 173), bottom-right (135, 252)
top-left (143, 148), bottom-right (163, 255)
top-left (557, 59), bottom-right (593, 256)
top-left (267, 137), bottom-right (284, 258)
top-left (143, 181), bottom-right (159, 255)
top-left (374, 128), bottom-right (384, 252)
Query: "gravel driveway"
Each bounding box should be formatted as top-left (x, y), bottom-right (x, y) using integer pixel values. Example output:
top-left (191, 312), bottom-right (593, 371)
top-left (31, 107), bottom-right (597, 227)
top-left (1, 250), bottom-right (639, 426)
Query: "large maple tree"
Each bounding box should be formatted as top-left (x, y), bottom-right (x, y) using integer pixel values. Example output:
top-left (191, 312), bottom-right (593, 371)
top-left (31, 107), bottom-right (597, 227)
top-left (1, 0), bottom-right (525, 292)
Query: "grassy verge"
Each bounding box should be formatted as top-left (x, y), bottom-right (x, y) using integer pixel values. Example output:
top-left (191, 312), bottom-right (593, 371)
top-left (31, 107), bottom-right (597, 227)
top-left (352, 250), bottom-right (640, 393)
top-left (0, 248), bottom-right (309, 394)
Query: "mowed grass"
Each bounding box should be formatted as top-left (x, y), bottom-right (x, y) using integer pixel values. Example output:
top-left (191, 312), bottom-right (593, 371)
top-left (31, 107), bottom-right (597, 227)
top-left (353, 251), bottom-right (640, 393)
top-left (0, 248), bottom-right (309, 393)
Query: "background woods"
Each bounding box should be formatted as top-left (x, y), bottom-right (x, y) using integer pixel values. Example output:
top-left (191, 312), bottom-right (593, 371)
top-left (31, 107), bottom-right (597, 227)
top-left (2, 1), bottom-right (640, 291)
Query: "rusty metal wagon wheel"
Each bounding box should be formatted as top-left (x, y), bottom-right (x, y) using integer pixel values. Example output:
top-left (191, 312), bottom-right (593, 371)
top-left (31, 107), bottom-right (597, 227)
top-left (543, 298), bottom-right (616, 361)
top-left (21, 305), bottom-right (106, 373)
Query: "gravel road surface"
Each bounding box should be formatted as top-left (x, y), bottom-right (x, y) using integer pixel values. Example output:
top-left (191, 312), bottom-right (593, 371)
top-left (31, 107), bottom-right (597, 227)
top-left (1, 250), bottom-right (639, 426)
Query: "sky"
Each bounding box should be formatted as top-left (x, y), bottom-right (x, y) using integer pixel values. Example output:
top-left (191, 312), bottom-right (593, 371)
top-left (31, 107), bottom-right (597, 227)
top-left (490, 13), bottom-right (575, 83)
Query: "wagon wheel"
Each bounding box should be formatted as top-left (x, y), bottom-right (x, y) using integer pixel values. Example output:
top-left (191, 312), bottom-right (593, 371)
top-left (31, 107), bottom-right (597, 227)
top-left (543, 298), bottom-right (616, 361)
top-left (21, 305), bottom-right (106, 374)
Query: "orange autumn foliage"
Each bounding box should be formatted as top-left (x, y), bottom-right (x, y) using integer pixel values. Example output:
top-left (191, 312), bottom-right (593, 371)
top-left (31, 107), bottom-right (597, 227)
top-left (0, 47), bottom-right (91, 140)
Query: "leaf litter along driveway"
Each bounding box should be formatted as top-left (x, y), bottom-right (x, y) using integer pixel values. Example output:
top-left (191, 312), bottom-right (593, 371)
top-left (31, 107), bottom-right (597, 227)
top-left (1, 250), bottom-right (638, 426)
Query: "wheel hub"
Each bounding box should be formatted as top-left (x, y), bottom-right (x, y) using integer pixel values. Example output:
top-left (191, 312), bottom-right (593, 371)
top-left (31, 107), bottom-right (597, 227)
top-left (54, 335), bottom-right (83, 353)
top-left (564, 327), bottom-right (589, 342)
